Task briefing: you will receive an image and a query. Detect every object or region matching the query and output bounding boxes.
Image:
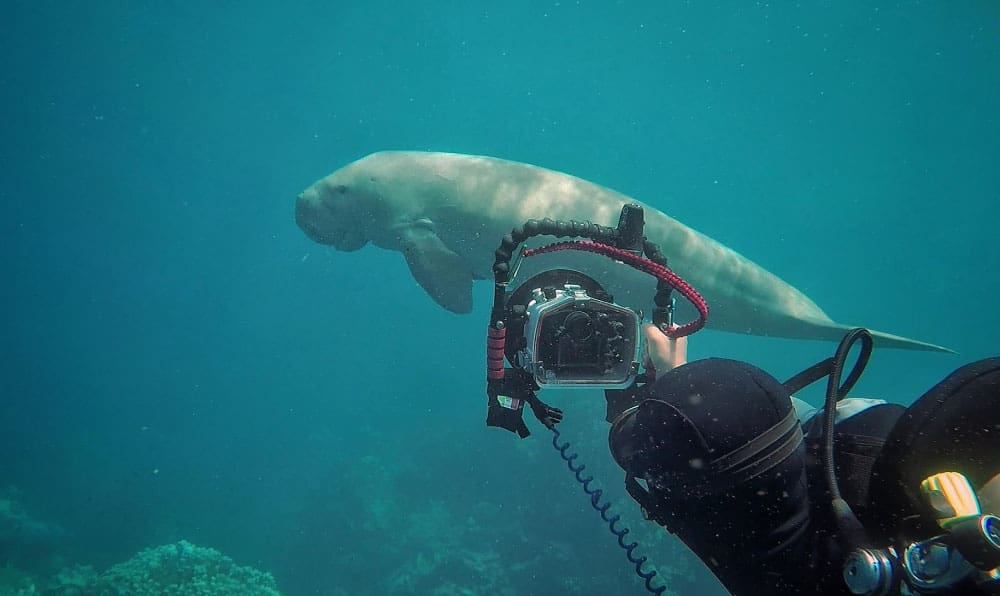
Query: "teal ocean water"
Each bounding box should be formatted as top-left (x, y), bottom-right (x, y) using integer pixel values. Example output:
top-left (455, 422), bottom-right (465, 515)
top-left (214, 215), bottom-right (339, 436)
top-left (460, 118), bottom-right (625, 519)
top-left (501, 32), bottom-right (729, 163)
top-left (3, 2), bottom-right (997, 594)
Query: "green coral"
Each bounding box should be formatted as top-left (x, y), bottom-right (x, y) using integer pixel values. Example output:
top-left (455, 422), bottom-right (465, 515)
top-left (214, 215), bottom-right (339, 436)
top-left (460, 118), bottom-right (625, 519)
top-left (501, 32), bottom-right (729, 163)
top-left (47, 541), bottom-right (282, 596)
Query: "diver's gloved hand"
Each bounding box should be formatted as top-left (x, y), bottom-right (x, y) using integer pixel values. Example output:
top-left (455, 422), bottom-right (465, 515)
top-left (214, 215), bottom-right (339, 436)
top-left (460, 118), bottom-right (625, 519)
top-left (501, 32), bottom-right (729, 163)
top-left (643, 323), bottom-right (688, 381)
top-left (528, 396), bottom-right (564, 429)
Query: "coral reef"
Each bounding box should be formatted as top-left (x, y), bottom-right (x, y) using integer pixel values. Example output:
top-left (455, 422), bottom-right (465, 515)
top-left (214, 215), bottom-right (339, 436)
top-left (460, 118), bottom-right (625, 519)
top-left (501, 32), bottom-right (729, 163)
top-left (40, 540), bottom-right (282, 596)
top-left (92, 540), bottom-right (280, 595)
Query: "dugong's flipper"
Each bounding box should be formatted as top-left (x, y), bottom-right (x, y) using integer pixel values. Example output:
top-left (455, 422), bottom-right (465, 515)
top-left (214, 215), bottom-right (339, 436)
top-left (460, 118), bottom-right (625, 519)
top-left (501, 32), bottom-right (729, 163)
top-left (396, 222), bottom-right (474, 314)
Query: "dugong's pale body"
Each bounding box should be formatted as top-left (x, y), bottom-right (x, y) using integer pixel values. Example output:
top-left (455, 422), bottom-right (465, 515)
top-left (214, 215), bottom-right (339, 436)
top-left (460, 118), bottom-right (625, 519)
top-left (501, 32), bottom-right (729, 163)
top-left (295, 151), bottom-right (950, 353)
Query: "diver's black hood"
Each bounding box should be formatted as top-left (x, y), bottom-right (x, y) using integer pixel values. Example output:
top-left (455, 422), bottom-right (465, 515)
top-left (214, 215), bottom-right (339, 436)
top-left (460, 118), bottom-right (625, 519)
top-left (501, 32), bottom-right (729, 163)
top-left (611, 358), bottom-right (796, 486)
top-left (609, 358), bottom-right (817, 595)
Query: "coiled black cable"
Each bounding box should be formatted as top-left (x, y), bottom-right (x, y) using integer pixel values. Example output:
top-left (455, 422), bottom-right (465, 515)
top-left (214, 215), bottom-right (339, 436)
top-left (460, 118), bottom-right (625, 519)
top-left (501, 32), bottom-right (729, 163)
top-left (550, 427), bottom-right (666, 595)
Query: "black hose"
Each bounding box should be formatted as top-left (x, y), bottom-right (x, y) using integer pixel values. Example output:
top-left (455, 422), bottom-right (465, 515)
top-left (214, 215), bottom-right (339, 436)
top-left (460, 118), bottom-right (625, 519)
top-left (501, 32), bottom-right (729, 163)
top-left (822, 328), bottom-right (874, 549)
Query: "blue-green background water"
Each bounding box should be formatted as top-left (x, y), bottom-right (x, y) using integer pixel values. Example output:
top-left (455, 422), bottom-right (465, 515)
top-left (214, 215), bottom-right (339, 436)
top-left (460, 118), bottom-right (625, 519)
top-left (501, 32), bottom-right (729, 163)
top-left (3, 2), bottom-right (998, 594)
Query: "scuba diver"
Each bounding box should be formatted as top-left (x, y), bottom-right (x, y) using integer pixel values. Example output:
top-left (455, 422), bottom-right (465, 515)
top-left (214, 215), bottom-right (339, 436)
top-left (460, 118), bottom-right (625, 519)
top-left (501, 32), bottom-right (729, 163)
top-left (619, 323), bottom-right (1000, 594)
top-left (483, 204), bottom-right (1000, 595)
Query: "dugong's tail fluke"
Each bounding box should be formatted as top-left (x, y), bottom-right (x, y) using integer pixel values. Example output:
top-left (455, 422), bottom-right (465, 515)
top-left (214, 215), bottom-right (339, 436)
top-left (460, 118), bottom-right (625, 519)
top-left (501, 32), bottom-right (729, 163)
top-left (770, 316), bottom-right (955, 353)
top-left (845, 326), bottom-right (956, 354)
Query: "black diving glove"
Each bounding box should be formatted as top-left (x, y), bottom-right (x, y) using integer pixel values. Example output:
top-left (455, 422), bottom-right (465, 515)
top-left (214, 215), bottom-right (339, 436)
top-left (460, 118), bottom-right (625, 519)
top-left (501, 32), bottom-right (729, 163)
top-left (527, 394), bottom-right (564, 429)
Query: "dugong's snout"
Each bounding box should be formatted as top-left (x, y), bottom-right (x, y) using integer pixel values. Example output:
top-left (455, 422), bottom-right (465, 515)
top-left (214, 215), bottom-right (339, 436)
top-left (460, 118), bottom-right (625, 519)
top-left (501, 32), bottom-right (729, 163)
top-left (294, 190), bottom-right (368, 251)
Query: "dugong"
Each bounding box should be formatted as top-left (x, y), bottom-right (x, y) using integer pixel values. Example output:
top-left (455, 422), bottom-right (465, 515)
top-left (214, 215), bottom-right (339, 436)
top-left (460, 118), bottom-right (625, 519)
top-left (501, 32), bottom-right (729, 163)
top-left (295, 151), bottom-right (951, 353)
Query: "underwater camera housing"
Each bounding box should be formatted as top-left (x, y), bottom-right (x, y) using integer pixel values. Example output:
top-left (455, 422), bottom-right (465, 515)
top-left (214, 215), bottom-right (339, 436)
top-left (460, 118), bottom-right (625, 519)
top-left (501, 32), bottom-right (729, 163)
top-left (484, 204), bottom-right (708, 437)
top-left (522, 285), bottom-right (640, 389)
top-left (509, 271), bottom-right (641, 389)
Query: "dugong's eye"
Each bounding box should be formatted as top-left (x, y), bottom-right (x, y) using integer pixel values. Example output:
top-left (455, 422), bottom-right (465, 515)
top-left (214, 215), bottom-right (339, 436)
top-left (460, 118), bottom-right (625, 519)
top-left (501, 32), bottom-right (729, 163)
top-left (334, 185), bottom-right (348, 194)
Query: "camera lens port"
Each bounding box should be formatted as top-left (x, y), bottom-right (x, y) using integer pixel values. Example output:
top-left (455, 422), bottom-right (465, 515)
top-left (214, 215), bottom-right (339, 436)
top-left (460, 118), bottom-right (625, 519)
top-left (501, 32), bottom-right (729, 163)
top-left (563, 311), bottom-right (594, 341)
